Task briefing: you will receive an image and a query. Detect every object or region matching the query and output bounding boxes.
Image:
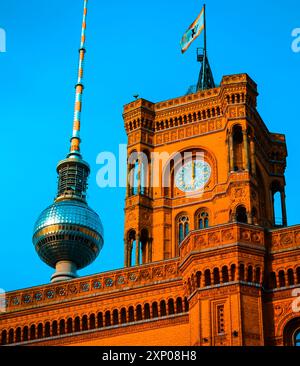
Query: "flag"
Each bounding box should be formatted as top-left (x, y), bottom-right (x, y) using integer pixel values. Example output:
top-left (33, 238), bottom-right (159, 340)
top-left (180, 7), bottom-right (205, 54)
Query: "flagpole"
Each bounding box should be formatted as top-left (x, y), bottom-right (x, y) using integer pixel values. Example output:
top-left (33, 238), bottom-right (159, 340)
top-left (203, 4), bottom-right (207, 53)
top-left (201, 4), bottom-right (207, 89)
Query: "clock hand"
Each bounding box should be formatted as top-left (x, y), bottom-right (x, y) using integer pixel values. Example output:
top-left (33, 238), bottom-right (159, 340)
top-left (192, 160), bottom-right (196, 180)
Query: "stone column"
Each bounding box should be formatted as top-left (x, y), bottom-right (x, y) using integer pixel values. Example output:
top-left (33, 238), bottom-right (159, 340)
top-left (137, 159), bottom-right (141, 195)
top-left (202, 273), bottom-right (207, 287)
top-left (126, 163), bottom-right (130, 198)
top-left (232, 211), bottom-right (237, 223)
top-left (229, 134), bottom-right (234, 172)
top-left (243, 130), bottom-right (250, 171)
top-left (124, 238), bottom-right (128, 267)
top-left (281, 190), bottom-right (288, 227)
top-left (237, 266), bottom-right (241, 281)
top-left (250, 138), bottom-right (256, 176)
top-left (174, 302), bottom-right (177, 314)
top-left (276, 272), bottom-right (281, 288)
top-left (247, 211), bottom-right (252, 225)
top-left (157, 305), bottom-right (161, 317)
top-left (147, 158), bottom-right (151, 197)
top-left (220, 269), bottom-right (224, 284)
top-left (129, 239), bottom-right (133, 267)
top-left (148, 238), bottom-right (153, 263)
top-left (270, 190), bottom-right (275, 226)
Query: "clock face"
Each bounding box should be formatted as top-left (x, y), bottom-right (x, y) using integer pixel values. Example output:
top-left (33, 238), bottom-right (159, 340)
top-left (175, 160), bottom-right (211, 193)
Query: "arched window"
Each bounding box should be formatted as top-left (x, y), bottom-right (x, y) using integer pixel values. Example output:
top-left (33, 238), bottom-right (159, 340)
top-left (232, 125), bottom-right (244, 171)
top-left (196, 271), bottom-right (202, 288)
top-left (230, 264), bottom-right (236, 282)
top-left (127, 230), bottom-right (138, 267)
top-left (8, 329), bottom-right (14, 344)
top-left (297, 267), bottom-right (300, 284)
top-left (176, 298), bottom-right (183, 314)
top-left (90, 314), bottom-right (96, 330)
top-left (295, 330), bottom-right (300, 346)
top-left (120, 308), bottom-right (127, 324)
top-left (160, 300), bottom-right (167, 317)
top-left (247, 266), bottom-right (254, 283)
top-left (236, 205), bottom-right (248, 224)
top-left (178, 215), bottom-right (190, 245)
top-left (112, 309), bottom-right (119, 325)
top-left (1, 330), bottom-right (7, 345)
top-left (283, 319), bottom-right (300, 346)
top-left (152, 302), bottom-right (159, 318)
top-left (74, 317), bottom-right (80, 332)
top-left (30, 325), bottom-right (36, 340)
top-left (239, 264), bottom-right (245, 281)
top-left (204, 269), bottom-right (211, 287)
top-left (140, 228), bottom-right (150, 265)
top-left (136, 305), bottom-right (143, 321)
top-left (222, 266), bottom-right (229, 283)
top-left (279, 270), bottom-right (286, 288)
top-left (23, 327), bottom-right (28, 342)
top-left (15, 327), bottom-right (21, 343)
top-left (288, 269), bottom-right (295, 286)
top-left (184, 297), bottom-right (189, 312)
top-left (168, 299), bottom-right (175, 315)
top-left (105, 311), bottom-right (111, 327)
top-left (255, 267), bottom-right (261, 284)
top-left (213, 268), bottom-right (220, 285)
top-left (128, 151), bottom-right (150, 197)
top-left (128, 306), bottom-right (135, 322)
top-left (37, 323), bottom-right (43, 339)
top-left (273, 192), bottom-right (282, 225)
top-left (270, 181), bottom-right (286, 227)
top-left (82, 315), bottom-right (88, 331)
top-left (197, 211), bottom-right (209, 229)
top-left (97, 312), bottom-right (103, 328)
top-left (144, 303), bottom-right (151, 319)
top-left (66, 318), bottom-right (73, 333)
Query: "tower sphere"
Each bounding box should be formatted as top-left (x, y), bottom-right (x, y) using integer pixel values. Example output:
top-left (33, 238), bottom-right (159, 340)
top-left (33, 200), bottom-right (104, 270)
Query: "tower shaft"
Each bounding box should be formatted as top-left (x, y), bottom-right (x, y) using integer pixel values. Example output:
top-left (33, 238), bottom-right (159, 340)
top-left (57, 0), bottom-right (90, 203)
top-left (69, 0), bottom-right (88, 158)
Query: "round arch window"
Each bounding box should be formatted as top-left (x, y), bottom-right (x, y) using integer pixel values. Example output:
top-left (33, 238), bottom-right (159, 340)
top-left (294, 329), bottom-right (300, 346)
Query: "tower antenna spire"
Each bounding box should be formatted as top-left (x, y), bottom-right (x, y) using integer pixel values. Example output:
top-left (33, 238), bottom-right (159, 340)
top-left (196, 4), bottom-right (215, 91)
top-left (69, 0), bottom-right (89, 158)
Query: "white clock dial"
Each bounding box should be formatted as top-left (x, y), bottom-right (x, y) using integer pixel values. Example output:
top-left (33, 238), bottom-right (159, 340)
top-left (175, 160), bottom-right (211, 193)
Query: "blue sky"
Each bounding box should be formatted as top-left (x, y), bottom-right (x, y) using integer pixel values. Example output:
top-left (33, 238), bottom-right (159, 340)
top-left (0, 0), bottom-right (299, 292)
